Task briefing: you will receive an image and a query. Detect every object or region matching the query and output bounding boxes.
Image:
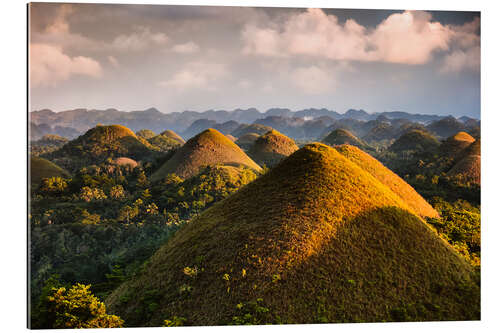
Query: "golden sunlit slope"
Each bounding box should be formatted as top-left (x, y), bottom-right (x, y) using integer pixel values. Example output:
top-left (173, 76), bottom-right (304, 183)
top-left (440, 131), bottom-right (475, 158)
top-left (151, 129), bottom-right (262, 181)
top-left (389, 129), bottom-right (440, 152)
top-left (107, 143), bottom-right (478, 326)
top-left (30, 156), bottom-right (69, 186)
top-left (322, 129), bottom-right (367, 149)
top-left (334, 145), bottom-right (439, 218)
top-left (248, 130), bottom-right (299, 167)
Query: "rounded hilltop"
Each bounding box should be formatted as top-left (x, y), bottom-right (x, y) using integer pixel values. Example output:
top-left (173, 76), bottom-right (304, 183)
top-left (235, 132), bottom-right (260, 150)
top-left (389, 129), bottom-right (440, 152)
top-left (151, 128), bottom-right (261, 181)
top-left (440, 131), bottom-right (475, 158)
top-left (248, 130), bottom-right (299, 167)
top-left (448, 139), bottom-right (480, 185)
top-left (322, 128), bottom-right (367, 149)
top-left (107, 143), bottom-right (478, 326)
top-left (231, 123), bottom-right (273, 138)
top-left (30, 156), bottom-right (69, 186)
top-left (160, 130), bottom-right (185, 144)
top-left (148, 130), bottom-right (185, 152)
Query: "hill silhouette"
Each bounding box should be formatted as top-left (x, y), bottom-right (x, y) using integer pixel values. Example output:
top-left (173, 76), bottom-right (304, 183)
top-left (151, 129), bottom-right (262, 181)
top-left (440, 131), bottom-right (475, 158)
top-left (231, 124), bottom-right (273, 138)
top-left (248, 130), bottom-right (299, 167)
top-left (322, 129), bottom-right (368, 149)
top-left (51, 125), bottom-right (157, 170)
top-left (389, 129), bottom-right (439, 152)
top-left (30, 157), bottom-right (69, 186)
top-left (334, 145), bottom-right (438, 218)
top-left (235, 133), bottom-right (260, 150)
top-left (107, 143), bottom-right (478, 326)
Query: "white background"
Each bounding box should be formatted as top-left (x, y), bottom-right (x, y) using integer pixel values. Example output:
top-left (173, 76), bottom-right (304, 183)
top-left (0, 0), bottom-right (498, 332)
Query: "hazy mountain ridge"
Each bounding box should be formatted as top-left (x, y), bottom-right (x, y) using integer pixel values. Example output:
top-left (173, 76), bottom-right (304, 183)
top-left (30, 107), bottom-right (477, 139)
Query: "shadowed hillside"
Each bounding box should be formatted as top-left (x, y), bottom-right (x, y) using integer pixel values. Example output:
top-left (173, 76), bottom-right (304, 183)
top-left (151, 129), bottom-right (262, 181)
top-left (322, 129), bottom-right (368, 149)
top-left (389, 129), bottom-right (440, 153)
top-left (107, 143), bottom-right (478, 326)
top-left (30, 157), bottom-right (70, 186)
top-left (440, 131), bottom-right (475, 158)
top-left (448, 139), bottom-right (480, 185)
top-left (231, 124), bottom-right (273, 138)
top-left (248, 130), bottom-right (299, 167)
top-left (235, 133), bottom-right (260, 151)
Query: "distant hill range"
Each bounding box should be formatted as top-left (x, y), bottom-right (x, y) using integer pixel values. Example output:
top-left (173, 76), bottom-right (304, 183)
top-left (30, 107), bottom-right (479, 141)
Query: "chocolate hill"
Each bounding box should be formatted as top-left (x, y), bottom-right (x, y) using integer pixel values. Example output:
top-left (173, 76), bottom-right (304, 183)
top-left (107, 143), bottom-right (478, 326)
top-left (151, 129), bottom-right (262, 181)
top-left (248, 130), bottom-right (299, 167)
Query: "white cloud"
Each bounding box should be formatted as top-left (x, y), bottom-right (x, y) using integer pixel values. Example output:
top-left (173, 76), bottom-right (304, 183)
top-left (107, 55), bottom-right (119, 68)
top-left (30, 43), bottom-right (102, 87)
top-left (111, 26), bottom-right (168, 51)
top-left (290, 65), bottom-right (336, 94)
top-left (158, 62), bottom-right (227, 91)
top-left (241, 9), bottom-right (479, 67)
top-left (172, 41), bottom-right (200, 54)
top-left (441, 46), bottom-right (480, 73)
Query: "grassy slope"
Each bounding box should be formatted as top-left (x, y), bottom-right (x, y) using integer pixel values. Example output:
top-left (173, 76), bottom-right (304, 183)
top-left (107, 143), bottom-right (478, 326)
top-left (54, 124), bottom-right (156, 163)
top-left (151, 129), bottom-right (261, 181)
top-left (440, 131), bottom-right (475, 158)
top-left (232, 124), bottom-right (273, 138)
top-left (30, 157), bottom-right (70, 185)
top-left (160, 130), bottom-right (185, 144)
top-left (323, 129), bottom-right (367, 148)
top-left (334, 145), bottom-right (439, 218)
top-left (248, 130), bottom-right (299, 167)
top-left (389, 129), bottom-right (440, 152)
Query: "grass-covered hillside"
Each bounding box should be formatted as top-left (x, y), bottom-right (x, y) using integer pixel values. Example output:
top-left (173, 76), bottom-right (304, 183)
top-left (248, 130), bottom-right (299, 167)
top-left (235, 132), bottom-right (260, 151)
top-left (30, 156), bottom-right (70, 186)
top-left (322, 129), bottom-right (368, 150)
top-left (106, 143), bottom-right (479, 326)
top-left (389, 129), bottom-right (440, 153)
top-left (151, 129), bottom-right (261, 181)
top-left (48, 124), bottom-right (158, 171)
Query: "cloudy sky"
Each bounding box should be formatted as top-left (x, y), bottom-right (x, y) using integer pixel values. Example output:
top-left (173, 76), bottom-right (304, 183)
top-left (29, 3), bottom-right (480, 117)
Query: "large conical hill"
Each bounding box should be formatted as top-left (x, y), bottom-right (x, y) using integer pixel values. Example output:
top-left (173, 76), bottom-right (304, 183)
top-left (248, 130), bottom-right (299, 167)
top-left (448, 139), bottom-right (480, 184)
top-left (151, 128), bottom-right (261, 181)
top-left (107, 143), bottom-right (478, 326)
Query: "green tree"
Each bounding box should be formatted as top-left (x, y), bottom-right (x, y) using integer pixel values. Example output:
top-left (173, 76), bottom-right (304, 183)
top-left (42, 283), bottom-right (124, 328)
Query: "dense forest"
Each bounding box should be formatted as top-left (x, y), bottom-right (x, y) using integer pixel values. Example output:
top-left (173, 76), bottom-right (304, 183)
top-left (29, 116), bottom-right (480, 328)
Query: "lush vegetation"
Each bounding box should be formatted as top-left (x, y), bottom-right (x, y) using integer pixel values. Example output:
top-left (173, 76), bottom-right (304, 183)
top-left (30, 154), bottom-right (258, 328)
top-left (29, 122), bottom-right (481, 328)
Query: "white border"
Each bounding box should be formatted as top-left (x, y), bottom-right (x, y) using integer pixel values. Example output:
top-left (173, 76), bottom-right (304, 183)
top-left (1, 0), bottom-right (499, 332)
